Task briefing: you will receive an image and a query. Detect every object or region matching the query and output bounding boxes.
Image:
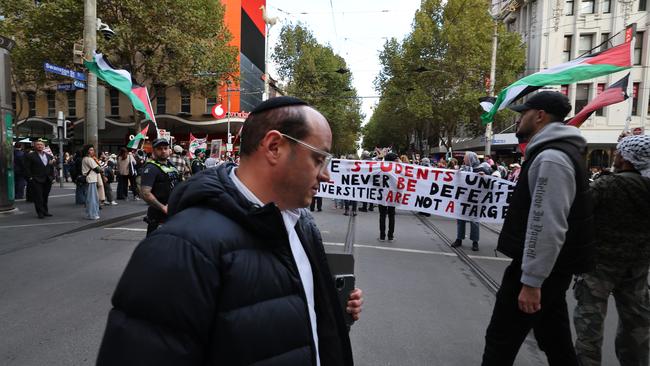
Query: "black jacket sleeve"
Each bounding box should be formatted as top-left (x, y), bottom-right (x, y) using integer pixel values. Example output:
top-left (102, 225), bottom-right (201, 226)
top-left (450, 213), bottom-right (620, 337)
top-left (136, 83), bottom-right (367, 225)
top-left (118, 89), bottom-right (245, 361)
top-left (23, 153), bottom-right (34, 179)
top-left (96, 233), bottom-right (220, 366)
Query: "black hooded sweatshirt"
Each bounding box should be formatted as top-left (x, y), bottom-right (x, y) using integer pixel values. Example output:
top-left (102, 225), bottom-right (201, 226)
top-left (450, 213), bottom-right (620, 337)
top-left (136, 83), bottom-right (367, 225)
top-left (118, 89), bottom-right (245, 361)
top-left (96, 164), bottom-right (353, 366)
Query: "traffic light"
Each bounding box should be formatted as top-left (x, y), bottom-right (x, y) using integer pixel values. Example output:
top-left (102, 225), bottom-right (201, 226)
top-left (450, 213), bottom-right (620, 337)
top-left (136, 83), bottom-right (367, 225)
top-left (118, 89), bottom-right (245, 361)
top-left (66, 120), bottom-right (75, 139)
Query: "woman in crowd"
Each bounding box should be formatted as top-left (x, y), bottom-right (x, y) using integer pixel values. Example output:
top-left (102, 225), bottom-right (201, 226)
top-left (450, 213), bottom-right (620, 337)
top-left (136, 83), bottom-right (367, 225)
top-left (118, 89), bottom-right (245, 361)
top-left (81, 144), bottom-right (101, 220)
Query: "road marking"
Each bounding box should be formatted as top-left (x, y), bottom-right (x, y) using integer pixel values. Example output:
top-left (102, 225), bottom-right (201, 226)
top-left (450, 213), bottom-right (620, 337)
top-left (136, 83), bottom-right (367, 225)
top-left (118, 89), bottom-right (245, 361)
top-left (104, 227), bottom-right (147, 232)
top-left (0, 221), bottom-right (79, 229)
top-left (323, 242), bottom-right (510, 261)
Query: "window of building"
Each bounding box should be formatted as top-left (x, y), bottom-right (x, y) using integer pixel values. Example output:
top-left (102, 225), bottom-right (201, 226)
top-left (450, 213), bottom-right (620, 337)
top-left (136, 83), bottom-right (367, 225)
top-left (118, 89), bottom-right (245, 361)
top-left (109, 88), bottom-right (120, 115)
top-left (596, 83), bottom-right (606, 116)
top-left (602, 0), bottom-right (611, 13)
top-left (180, 88), bottom-right (191, 114)
top-left (561, 85), bottom-right (569, 96)
top-left (632, 82), bottom-right (640, 116)
top-left (578, 34), bottom-right (593, 57)
top-left (575, 84), bottom-right (590, 114)
top-left (563, 36), bottom-right (573, 62)
top-left (634, 31), bottom-right (644, 65)
top-left (600, 33), bottom-right (610, 51)
top-left (26, 91), bottom-right (36, 116)
top-left (46, 90), bottom-right (55, 117)
top-left (156, 93), bottom-right (166, 115)
top-left (565, 0), bottom-right (575, 15)
top-left (640, 0), bottom-right (647, 11)
top-left (581, 0), bottom-right (595, 13)
top-left (206, 96), bottom-right (217, 113)
top-left (67, 91), bottom-right (76, 117)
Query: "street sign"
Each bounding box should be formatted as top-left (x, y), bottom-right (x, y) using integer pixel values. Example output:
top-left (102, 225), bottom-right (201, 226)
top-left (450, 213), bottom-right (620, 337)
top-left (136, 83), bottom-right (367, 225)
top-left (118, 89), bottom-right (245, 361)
top-left (57, 83), bottom-right (76, 91)
top-left (0, 35), bottom-right (16, 52)
top-left (211, 104), bottom-right (226, 119)
top-left (51, 138), bottom-right (69, 145)
top-left (43, 62), bottom-right (86, 81)
top-left (56, 80), bottom-right (85, 91)
top-left (226, 143), bottom-right (233, 152)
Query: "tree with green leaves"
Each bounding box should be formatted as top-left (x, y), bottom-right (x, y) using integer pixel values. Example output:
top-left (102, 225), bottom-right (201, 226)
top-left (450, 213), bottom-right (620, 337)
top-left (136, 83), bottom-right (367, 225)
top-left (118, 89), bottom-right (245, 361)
top-left (0, 0), bottom-right (238, 120)
top-left (273, 23), bottom-right (363, 155)
top-left (363, 0), bottom-right (525, 153)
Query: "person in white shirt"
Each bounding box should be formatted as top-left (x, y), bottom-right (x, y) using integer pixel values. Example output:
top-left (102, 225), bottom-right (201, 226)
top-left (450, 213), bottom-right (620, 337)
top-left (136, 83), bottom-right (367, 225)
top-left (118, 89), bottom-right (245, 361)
top-left (97, 97), bottom-right (363, 366)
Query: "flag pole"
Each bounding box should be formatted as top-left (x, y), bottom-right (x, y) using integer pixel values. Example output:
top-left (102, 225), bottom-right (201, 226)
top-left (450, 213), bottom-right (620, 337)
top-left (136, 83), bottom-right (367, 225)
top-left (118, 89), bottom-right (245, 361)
top-left (485, 19), bottom-right (498, 158)
top-left (623, 24), bottom-right (636, 132)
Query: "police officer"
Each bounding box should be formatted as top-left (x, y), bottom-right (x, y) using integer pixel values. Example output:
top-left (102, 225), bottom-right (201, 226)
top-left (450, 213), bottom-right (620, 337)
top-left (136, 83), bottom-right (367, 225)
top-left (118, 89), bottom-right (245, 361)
top-left (191, 149), bottom-right (206, 174)
top-left (141, 138), bottom-right (181, 236)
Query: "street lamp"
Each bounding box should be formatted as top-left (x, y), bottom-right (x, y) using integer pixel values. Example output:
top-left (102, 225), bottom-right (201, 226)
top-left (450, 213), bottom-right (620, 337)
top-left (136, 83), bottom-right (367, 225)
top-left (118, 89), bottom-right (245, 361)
top-left (261, 6), bottom-right (278, 101)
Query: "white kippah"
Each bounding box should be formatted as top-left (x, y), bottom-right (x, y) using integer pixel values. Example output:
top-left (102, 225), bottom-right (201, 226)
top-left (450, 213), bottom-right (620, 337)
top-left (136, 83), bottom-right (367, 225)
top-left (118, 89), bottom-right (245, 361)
top-left (617, 135), bottom-right (650, 178)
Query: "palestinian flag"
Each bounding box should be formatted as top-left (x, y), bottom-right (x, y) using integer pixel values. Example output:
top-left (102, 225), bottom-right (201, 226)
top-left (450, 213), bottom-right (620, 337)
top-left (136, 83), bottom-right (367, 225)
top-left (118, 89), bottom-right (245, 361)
top-left (84, 52), bottom-right (155, 122)
top-left (127, 123), bottom-right (150, 149)
top-left (131, 86), bottom-right (159, 137)
top-left (481, 24), bottom-right (636, 124)
top-left (565, 73), bottom-right (630, 127)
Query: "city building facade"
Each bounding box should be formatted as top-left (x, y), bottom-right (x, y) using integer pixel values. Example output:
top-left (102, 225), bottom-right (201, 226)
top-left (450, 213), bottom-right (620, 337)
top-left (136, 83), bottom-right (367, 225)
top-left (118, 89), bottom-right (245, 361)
top-left (12, 0), bottom-right (280, 154)
top-left (494, 0), bottom-right (648, 166)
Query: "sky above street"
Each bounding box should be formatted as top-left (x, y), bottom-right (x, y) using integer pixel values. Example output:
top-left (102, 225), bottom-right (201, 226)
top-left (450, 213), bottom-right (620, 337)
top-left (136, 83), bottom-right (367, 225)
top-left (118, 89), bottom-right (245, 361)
top-left (267, 0), bottom-right (422, 124)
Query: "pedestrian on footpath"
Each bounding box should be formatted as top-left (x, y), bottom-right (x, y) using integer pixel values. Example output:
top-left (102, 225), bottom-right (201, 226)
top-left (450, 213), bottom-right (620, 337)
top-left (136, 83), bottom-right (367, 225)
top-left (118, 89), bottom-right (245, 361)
top-left (13, 142), bottom-right (26, 199)
top-left (71, 150), bottom-right (87, 205)
top-left (81, 144), bottom-right (101, 220)
top-left (97, 97), bottom-right (363, 366)
top-left (452, 151), bottom-right (489, 251)
top-left (116, 147), bottom-right (140, 200)
top-left (101, 153), bottom-right (117, 206)
top-left (573, 134), bottom-right (650, 366)
top-left (481, 92), bottom-right (595, 366)
top-left (140, 138), bottom-right (181, 236)
top-left (23, 139), bottom-right (55, 218)
top-left (378, 152), bottom-right (399, 242)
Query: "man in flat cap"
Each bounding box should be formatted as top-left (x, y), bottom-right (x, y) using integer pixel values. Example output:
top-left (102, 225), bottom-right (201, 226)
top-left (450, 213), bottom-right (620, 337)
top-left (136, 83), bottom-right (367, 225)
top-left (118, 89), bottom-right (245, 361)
top-left (481, 92), bottom-right (595, 365)
top-left (573, 134), bottom-right (650, 366)
top-left (97, 97), bottom-right (363, 366)
top-left (139, 138), bottom-right (181, 236)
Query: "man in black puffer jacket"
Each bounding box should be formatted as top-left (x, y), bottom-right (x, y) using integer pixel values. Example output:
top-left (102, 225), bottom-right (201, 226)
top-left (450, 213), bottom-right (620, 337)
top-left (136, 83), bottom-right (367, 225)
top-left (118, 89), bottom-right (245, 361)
top-left (96, 97), bottom-right (363, 366)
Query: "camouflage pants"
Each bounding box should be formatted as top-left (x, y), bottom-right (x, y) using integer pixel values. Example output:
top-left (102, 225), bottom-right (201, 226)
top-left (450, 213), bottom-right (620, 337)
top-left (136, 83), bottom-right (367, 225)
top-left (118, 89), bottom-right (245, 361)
top-left (573, 263), bottom-right (650, 366)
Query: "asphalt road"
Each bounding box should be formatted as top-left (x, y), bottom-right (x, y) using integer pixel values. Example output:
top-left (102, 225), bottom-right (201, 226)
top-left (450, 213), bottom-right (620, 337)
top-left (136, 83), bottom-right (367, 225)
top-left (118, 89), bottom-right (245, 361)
top-left (0, 198), bottom-right (622, 365)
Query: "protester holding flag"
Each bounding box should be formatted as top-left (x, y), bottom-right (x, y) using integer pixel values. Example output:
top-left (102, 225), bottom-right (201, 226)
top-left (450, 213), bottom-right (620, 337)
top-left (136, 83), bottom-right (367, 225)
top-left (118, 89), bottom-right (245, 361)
top-left (482, 92), bottom-right (594, 366)
top-left (573, 134), bottom-right (650, 366)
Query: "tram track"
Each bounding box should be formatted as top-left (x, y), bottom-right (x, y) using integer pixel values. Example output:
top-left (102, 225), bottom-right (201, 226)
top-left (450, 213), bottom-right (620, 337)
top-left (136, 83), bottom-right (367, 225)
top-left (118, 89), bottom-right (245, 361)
top-left (414, 213), bottom-right (501, 295)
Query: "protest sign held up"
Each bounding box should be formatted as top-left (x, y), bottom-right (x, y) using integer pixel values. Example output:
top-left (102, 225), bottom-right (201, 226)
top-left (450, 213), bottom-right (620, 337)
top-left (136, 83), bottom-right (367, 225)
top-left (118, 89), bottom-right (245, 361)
top-left (317, 159), bottom-right (515, 224)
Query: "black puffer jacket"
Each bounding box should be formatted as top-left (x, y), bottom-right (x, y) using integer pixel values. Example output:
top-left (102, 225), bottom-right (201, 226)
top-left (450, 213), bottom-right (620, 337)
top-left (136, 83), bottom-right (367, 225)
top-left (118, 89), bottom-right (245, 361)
top-left (97, 164), bottom-right (353, 366)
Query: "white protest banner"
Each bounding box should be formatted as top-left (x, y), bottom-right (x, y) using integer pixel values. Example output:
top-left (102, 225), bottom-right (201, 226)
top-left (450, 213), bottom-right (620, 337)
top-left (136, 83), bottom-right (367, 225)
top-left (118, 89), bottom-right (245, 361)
top-left (316, 159), bottom-right (516, 224)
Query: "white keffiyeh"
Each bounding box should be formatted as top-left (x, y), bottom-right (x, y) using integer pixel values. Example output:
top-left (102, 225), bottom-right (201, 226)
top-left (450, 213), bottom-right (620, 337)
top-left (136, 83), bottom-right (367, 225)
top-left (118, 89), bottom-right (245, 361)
top-left (617, 135), bottom-right (650, 178)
